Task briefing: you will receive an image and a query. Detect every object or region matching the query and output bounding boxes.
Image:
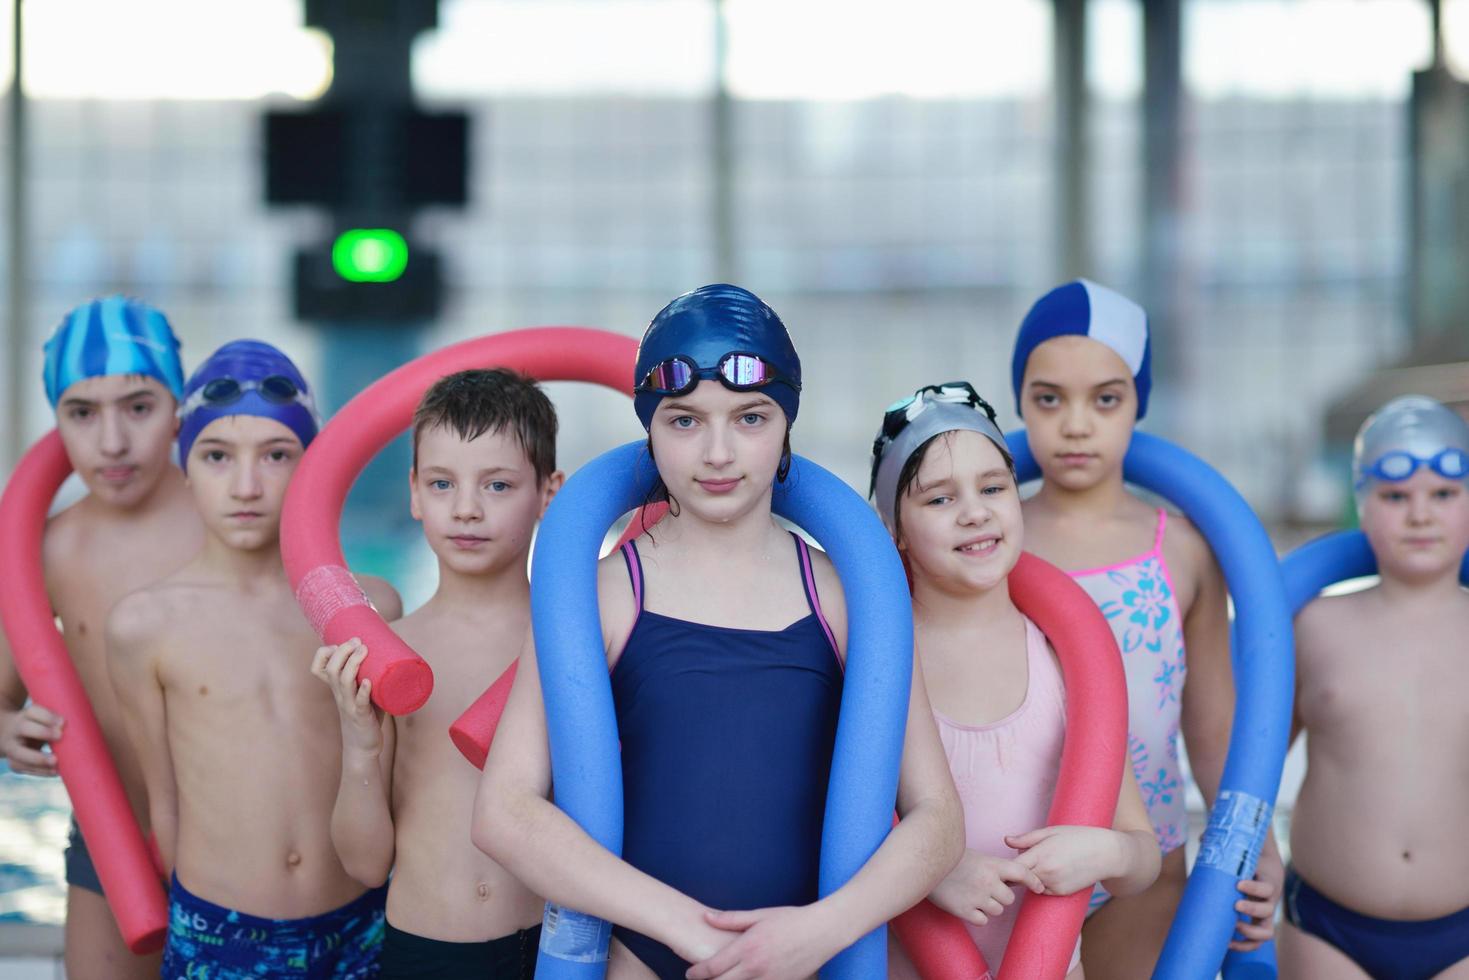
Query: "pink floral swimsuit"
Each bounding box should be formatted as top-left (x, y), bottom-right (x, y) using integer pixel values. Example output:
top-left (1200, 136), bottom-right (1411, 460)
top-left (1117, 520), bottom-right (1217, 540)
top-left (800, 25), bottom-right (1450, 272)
top-left (1068, 509), bottom-right (1187, 913)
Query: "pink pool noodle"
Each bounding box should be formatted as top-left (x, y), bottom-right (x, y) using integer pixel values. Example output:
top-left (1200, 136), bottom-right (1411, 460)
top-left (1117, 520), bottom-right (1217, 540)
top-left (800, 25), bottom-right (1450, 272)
top-left (282, 327), bottom-right (638, 716)
top-left (892, 551), bottom-right (1127, 979)
top-left (0, 431), bottom-right (167, 953)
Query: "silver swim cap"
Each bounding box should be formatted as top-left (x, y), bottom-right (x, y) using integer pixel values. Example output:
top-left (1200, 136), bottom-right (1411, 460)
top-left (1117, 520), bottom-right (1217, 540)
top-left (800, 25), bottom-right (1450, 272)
top-left (870, 381), bottom-right (1011, 535)
top-left (1352, 395), bottom-right (1469, 502)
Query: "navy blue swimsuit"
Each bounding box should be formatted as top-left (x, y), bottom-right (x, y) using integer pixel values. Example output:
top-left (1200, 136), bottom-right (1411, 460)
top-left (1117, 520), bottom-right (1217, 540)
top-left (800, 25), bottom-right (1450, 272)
top-left (611, 533), bottom-right (843, 978)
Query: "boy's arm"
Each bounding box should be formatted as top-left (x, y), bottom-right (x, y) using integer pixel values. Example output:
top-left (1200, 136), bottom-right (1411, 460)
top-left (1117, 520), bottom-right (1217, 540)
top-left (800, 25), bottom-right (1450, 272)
top-left (0, 625), bottom-right (63, 777)
top-left (472, 633), bottom-right (740, 964)
top-left (311, 639), bottom-right (396, 887)
top-left (690, 656), bottom-right (966, 979)
top-left (105, 594), bottom-right (179, 872)
top-left (359, 576), bottom-right (404, 623)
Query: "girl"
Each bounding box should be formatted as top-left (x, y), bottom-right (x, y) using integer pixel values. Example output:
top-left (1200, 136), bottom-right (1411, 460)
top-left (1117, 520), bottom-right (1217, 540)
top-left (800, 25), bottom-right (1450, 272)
top-left (1281, 396), bottom-right (1469, 979)
top-left (473, 284), bottom-right (964, 980)
top-left (1009, 280), bottom-right (1280, 978)
top-left (870, 381), bottom-right (1159, 978)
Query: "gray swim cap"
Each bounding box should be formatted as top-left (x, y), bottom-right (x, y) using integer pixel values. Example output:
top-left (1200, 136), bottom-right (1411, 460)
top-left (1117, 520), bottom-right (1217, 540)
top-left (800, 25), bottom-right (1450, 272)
top-left (1353, 395), bottom-right (1469, 503)
top-left (870, 382), bottom-right (1010, 535)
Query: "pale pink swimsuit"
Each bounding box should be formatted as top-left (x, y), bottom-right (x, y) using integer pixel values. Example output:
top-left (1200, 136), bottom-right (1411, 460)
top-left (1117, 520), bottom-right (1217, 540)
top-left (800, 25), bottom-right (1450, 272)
top-left (1068, 509), bottom-right (1188, 913)
top-left (889, 616), bottom-right (1082, 977)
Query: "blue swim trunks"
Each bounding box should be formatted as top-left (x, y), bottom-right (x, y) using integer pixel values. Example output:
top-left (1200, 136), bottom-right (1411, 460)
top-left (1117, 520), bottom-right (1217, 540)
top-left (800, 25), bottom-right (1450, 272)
top-left (1284, 864), bottom-right (1469, 980)
top-left (162, 874), bottom-right (386, 979)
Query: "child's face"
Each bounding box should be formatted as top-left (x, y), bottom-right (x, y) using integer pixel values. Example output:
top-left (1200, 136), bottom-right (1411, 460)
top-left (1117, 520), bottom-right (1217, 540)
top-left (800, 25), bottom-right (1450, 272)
top-left (648, 379), bottom-right (787, 525)
top-left (54, 375), bottom-right (179, 508)
top-left (185, 415), bottom-right (303, 552)
top-left (409, 424), bottom-right (562, 577)
top-left (1020, 335), bottom-right (1137, 492)
top-left (1360, 469), bottom-right (1469, 583)
top-left (897, 430), bottom-right (1023, 595)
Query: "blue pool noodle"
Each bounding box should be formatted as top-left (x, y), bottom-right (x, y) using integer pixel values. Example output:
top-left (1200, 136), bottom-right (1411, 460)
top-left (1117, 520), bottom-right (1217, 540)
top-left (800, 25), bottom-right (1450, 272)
top-left (529, 441), bottom-right (912, 979)
top-left (1007, 430), bottom-right (1293, 980)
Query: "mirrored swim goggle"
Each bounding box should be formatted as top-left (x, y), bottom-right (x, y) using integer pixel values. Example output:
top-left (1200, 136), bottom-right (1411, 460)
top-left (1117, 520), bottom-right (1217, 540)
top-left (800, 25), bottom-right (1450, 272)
top-left (179, 374), bottom-right (316, 419)
top-left (1356, 447), bottom-right (1469, 487)
top-left (870, 381), bottom-right (999, 490)
top-left (634, 351), bottom-right (800, 397)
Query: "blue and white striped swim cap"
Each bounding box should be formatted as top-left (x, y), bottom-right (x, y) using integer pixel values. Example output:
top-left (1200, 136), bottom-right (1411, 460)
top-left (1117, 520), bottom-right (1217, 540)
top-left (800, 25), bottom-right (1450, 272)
top-left (1011, 279), bottom-right (1152, 420)
top-left (42, 296), bottom-right (185, 407)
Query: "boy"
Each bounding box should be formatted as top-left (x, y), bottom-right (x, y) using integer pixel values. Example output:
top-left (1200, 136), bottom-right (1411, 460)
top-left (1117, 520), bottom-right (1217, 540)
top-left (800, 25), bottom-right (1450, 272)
top-left (0, 295), bottom-right (201, 979)
top-left (314, 369), bottom-right (562, 979)
top-left (107, 339), bottom-right (403, 979)
top-left (1280, 396), bottom-right (1469, 979)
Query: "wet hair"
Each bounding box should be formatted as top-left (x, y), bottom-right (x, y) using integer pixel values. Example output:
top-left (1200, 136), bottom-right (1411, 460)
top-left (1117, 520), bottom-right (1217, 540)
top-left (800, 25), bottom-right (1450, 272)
top-left (891, 430), bottom-right (1016, 542)
top-left (411, 368), bottom-right (558, 482)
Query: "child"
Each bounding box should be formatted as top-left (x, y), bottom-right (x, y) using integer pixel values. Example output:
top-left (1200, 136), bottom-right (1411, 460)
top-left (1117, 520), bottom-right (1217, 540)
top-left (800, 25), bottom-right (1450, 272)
top-left (871, 381), bottom-right (1160, 977)
top-left (1010, 280), bottom-right (1280, 976)
top-left (0, 296), bottom-right (200, 979)
top-left (312, 368), bottom-right (564, 979)
top-left (472, 283), bottom-right (964, 979)
top-left (1279, 395), bottom-right (1469, 980)
top-left (106, 340), bottom-right (403, 979)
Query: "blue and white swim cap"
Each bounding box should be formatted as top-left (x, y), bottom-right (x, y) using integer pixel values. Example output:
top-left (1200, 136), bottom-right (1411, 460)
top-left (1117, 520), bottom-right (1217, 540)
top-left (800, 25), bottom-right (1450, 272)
top-left (633, 284), bottom-right (801, 431)
top-left (177, 340), bottom-right (319, 472)
top-left (1011, 279), bottom-right (1153, 420)
top-left (1353, 395), bottom-right (1469, 501)
top-left (42, 296), bottom-right (185, 407)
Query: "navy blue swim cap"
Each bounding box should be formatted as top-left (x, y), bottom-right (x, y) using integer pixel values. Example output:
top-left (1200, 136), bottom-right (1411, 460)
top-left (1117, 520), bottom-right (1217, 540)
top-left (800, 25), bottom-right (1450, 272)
top-left (177, 340), bottom-right (319, 472)
top-left (1012, 279), bottom-right (1152, 420)
top-left (633, 284), bottom-right (801, 430)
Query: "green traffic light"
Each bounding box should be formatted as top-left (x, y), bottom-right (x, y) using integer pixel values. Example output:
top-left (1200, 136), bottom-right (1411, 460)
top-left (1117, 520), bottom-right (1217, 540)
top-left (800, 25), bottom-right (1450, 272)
top-left (332, 229), bottom-right (409, 283)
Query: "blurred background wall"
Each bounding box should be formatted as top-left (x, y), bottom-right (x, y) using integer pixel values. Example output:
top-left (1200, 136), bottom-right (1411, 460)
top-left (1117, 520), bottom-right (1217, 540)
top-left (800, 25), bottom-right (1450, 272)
top-left (1, 0), bottom-right (1467, 938)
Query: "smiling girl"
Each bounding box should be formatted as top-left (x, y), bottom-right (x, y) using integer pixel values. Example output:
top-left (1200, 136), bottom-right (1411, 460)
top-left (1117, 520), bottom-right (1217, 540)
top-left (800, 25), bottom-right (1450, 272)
top-left (870, 382), bottom-right (1158, 978)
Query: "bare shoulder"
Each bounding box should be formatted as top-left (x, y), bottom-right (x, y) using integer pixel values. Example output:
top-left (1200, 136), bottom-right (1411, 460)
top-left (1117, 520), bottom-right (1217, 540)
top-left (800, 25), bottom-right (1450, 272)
top-left (1294, 590), bottom-right (1369, 656)
top-left (106, 579), bottom-right (192, 659)
top-left (1160, 510), bottom-right (1213, 566)
top-left (359, 574), bottom-right (404, 622)
top-left (803, 541), bottom-right (847, 612)
top-left (596, 547), bottom-right (638, 660)
top-left (41, 497), bottom-right (93, 572)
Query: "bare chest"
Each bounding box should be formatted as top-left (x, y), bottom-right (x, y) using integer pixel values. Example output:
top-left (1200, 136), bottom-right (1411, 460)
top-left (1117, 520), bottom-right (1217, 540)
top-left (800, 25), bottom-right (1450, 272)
top-left (1299, 626), bottom-right (1469, 744)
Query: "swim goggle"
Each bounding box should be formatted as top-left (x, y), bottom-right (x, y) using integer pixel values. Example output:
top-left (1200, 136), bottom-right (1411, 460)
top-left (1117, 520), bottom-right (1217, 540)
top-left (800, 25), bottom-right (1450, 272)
top-left (873, 381), bottom-right (996, 452)
top-left (1356, 447), bottom-right (1469, 487)
top-left (634, 352), bottom-right (800, 397)
top-left (179, 374), bottom-right (316, 419)
top-left (870, 381), bottom-right (999, 485)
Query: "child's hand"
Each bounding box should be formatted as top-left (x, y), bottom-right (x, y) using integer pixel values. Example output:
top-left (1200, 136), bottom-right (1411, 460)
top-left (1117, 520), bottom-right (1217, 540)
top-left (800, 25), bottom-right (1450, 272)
top-left (1006, 825), bottom-right (1124, 896)
top-left (685, 906), bottom-right (829, 980)
top-left (310, 638), bottom-right (382, 754)
top-left (665, 906), bottom-right (742, 969)
top-left (930, 848), bottom-right (1045, 926)
top-left (0, 702), bottom-right (63, 777)
top-left (1230, 845), bottom-right (1283, 951)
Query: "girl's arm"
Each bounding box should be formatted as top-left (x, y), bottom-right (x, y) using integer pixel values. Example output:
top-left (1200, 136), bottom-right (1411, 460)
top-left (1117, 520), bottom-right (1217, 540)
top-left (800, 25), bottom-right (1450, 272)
top-left (311, 640), bottom-right (396, 888)
top-left (1006, 761), bottom-right (1159, 898)
top-left (689, 654), bottom-right (966, 979)
top-left (471, 612), bottom-right (738, 964)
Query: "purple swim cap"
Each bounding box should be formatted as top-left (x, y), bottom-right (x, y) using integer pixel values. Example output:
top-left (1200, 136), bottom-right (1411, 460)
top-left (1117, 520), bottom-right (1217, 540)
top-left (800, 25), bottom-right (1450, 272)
top-left (177, 340), bottom-right (318, 472)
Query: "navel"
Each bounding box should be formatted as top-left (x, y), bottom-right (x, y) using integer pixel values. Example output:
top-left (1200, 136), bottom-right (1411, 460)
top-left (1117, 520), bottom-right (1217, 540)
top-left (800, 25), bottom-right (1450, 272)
top-left (286, 851), bottom-right (302, 869)
top-left (476, 882), bottom-right (490, 902)
top-left (198, 685), bottom-right (209, 697)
